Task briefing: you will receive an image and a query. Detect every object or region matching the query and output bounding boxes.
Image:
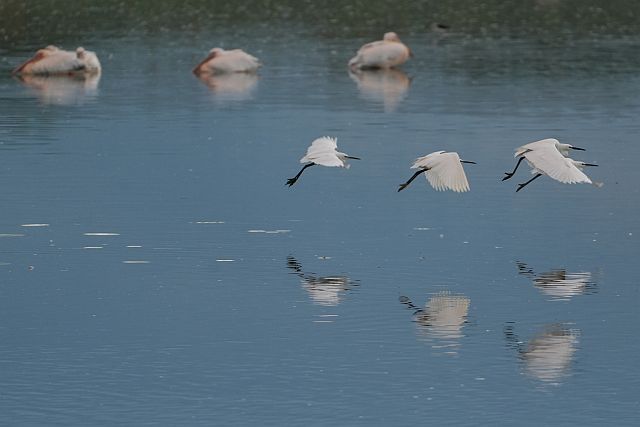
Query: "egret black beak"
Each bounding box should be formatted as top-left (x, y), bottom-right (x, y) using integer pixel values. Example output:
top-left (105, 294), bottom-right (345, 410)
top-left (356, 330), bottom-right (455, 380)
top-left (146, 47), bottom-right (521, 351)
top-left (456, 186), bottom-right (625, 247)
top-left (346, 156), bottom-right (361, 160)
top-left (460, 160), bottom-right (476, 164)
top-left (572, 146), bottom-right (586, 151)
top-left (583, 163), bottom-right (598, 167)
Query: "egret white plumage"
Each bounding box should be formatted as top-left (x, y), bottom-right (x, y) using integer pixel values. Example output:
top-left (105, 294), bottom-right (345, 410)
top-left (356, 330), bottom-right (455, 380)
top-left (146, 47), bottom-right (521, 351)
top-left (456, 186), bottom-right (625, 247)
top-left (398, 151), bottom-right (475, 193)
top-left (286, 137), bottom-right (360, 187)
top-left (193, 48), bottom-right (261, 75)
top-left (502, 139), bottom-right (597, 192)
top-left (348, 32), bottom-right (412, 70)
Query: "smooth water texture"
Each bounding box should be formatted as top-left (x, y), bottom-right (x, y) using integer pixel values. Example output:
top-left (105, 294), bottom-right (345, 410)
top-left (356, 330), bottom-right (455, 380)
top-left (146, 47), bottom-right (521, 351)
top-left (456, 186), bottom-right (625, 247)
top-left (1, 2), bottom-right (639, 426)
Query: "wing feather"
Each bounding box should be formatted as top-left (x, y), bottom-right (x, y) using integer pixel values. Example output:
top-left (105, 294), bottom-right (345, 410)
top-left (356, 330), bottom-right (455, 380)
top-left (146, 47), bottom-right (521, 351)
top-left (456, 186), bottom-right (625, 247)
top-left (524, 145), bottom-right (591, 184)
top-left (412, 151), bottom-right (470, 192)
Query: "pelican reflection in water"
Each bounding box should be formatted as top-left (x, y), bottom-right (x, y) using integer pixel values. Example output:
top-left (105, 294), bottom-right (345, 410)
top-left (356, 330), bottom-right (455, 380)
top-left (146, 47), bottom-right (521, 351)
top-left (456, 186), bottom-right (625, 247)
top-left (349, 68), bottom-right (410, 112)
top-left (195, 72), bottom-right (258, 102)
top-left (16, 73), bottom-right (101, 106)
top-left (286, 256), bottom-right (356, 306)
top-left (516, 262), bottom-right (596, 300)
top-left (505, 322), bottom-right (580, 383)
top-left (400, 292), bottom-right (470, 354)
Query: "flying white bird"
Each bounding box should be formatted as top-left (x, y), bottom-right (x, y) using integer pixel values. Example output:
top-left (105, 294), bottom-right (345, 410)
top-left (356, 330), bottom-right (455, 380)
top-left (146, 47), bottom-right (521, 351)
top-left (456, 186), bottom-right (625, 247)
top-left (397, 150), bottom-right (475, 193)
top-left (348, 32), bottom-right (412, 70)
top-left (193, 48), bottom-right (261, 74)
top-left (286, 136), bottom-right (360, 187)
top-left (502, 139), bottom-right (597, 192)
top-left (12, 45), bottom-right (101, 75)
top-left (502, 138), bottom-right (586, 181)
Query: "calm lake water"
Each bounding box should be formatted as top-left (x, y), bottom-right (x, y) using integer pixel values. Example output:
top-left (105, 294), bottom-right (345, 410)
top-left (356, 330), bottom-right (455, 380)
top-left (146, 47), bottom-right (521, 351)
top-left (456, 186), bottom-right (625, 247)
top-left (1, 2), bottom-right (639, 425)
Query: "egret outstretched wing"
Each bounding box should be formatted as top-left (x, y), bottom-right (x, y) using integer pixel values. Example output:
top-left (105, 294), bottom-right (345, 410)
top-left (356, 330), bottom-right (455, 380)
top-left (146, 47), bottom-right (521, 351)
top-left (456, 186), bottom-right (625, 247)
top-left (412, 151), bottom-right (470, 192)
top-left (524, 145), bottom-right (591, 184)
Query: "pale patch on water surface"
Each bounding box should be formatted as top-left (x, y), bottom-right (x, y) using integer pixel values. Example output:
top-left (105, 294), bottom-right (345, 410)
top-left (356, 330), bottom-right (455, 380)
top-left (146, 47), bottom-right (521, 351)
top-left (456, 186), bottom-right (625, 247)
top-left (84, 232), bottom-right (120, 236)
top-left (21, 223), bottom-right (50, 227)
top-left (516, 262), bottom-right (597, 301)
top-left (247, 229), bottom-right (291, 234)
top-left (0, 234), bottom-right (25, 237)
top-left (194, 221), bottom-right (225, 224)
top-left (286, 256), bottom-right (356, 306)
top-left (83, 246), bottom-right (103, 249)
top-left (215, 259), bottom-right (235, 262)
top-left (122, 260), bottom-right (150, 264)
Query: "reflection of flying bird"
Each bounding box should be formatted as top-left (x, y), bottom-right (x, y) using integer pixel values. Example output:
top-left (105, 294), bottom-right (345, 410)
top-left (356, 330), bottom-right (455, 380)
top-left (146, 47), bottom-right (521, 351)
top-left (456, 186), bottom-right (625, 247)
top-left (286, 256), bottom-right (355, 306)
top-left (193, 48), bottom-right (261, 75)
top-left (516, 262), bottom-right (596, 300)
top-left (16, 73), bottom-right (100, 106)
top-left (505, 323), bottom-right (579, 383)
top-left (286, 137), bottom-right (360, 187)
top-left (349, 68), bottom-right (410, 112)
top-left (13, 45), bottom-right (101, 75)
top-left (398, 151), bottom-right (475, 192)
top-left (349, 32), bottom-right (412, 70)
top-left (196, 72), bottom-right (258, 101)
top-left (502, 138), bottom-right (598, 192)
top-left (400, 292), bottom-right (470, 353)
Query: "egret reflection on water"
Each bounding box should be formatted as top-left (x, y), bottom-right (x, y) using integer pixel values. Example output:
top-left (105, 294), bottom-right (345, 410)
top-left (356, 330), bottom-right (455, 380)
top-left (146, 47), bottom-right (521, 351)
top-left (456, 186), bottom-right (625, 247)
top-left (516, 262), bottom-right (597, 300)
top-left (505, 322), bottom-right (580, 383)
top-left (16, 73), bottom-right (101, 106)
top-left (286, 256), bottom-right (356, 307)
top-left (349, 68), bottom-right (410, 112)
top-left (400, 292), bottom-right (470, 354)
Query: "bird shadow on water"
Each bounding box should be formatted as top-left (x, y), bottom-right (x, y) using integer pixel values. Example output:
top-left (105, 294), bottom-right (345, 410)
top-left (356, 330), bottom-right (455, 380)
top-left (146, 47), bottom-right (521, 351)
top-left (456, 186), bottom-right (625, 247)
top-left (286, 255), bottom-right (358, 307)
top-left (515, 261), bottom-right (598, 301)
top-left (504, 322), bottom-right (580, 385)
top-left (14, 72), bottom-right (101, 106)
top-left (195, 72), bottom-right (259, 103)
top-left (348, 68), bottom-right (411, 113)
top-left (399, 292), bottom-right (471, 356)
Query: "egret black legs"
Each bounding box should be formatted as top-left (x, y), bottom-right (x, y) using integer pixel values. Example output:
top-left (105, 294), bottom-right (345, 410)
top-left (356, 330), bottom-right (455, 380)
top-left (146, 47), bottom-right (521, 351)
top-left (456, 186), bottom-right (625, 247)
top-left (286, 163), bottom-right (315, 187)
top-left (502, 156), bottom-right (526, 181)
top-left (516, 173), bottom-right (542, 192)
top-left (398, 168), bottom-right (428, 192)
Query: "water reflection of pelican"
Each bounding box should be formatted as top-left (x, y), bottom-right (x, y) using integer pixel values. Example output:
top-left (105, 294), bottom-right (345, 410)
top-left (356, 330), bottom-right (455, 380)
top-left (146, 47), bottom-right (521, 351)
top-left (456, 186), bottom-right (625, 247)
top-left (516, 262), bottom-right (596, 300)
top-left (196, 72), bottom-right (258, 102)
top-left (400, 292), bottom-right (470, 354)
top-left (16, 72), bottom-right (101, 106)
top-left (349, 68), bottom-right (410, 112)
top-left (505, 322), bottom-right (580, 383)
top-left (286, 256), bottom-right (355, 306)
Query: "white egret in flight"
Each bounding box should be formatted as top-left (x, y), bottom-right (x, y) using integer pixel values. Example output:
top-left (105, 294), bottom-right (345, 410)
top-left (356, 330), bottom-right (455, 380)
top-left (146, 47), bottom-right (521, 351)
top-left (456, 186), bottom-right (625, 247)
top-left (286, 137), bottom-right (360, 187)
top-left (398, 151), bottom-right (475, 193)
top-left (502, 139), bottom-right (597, 192)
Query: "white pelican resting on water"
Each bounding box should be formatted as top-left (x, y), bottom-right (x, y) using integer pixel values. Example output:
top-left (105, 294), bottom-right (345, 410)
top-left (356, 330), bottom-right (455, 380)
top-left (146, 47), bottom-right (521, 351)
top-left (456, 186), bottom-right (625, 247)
top-left (286, 136), bottom-right (360, 187)
top-left (192, 48), bottom-right (261, 74)
top-left (12, 46), bottom-right (101, 75)
top-left (502, 138), bottom-right (597, 192)
top-left (398, 151), bottom-right (475, 193)
top-left (349, 32), bottom-right (412, 70)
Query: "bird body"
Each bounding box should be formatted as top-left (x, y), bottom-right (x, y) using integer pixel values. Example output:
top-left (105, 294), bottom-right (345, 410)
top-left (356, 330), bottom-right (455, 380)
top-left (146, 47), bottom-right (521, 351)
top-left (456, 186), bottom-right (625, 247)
top-left (13, 46), bottom-right (101, 75)
top-left (514, 138), bottom-right (583, 158)
top-left (286, 137), bottom-right (359, 186)
top-left (349, 32), bottom-right (411, 70)
top-left (193, 48), bottom-right (261, 74)
top-left (522, 145), bottom-right (592, 185)
top-left (399, 150), bottom-right (474, 193)
top-left (502, 138), bottom-right (596, 191)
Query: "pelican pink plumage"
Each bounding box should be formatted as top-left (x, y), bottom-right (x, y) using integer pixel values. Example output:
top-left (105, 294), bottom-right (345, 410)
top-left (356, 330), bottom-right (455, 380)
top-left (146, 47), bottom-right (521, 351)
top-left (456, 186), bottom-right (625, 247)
top-left (192, 48), bottom-right (261, 75)
top-left (349, 32), bottom-right (412, 70)
top-left (12, 45), bottom-right (101, 76)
